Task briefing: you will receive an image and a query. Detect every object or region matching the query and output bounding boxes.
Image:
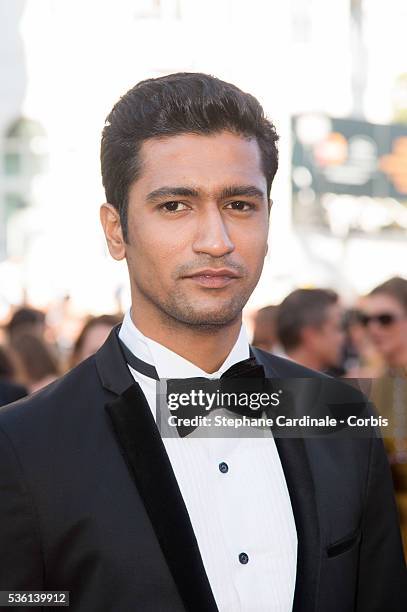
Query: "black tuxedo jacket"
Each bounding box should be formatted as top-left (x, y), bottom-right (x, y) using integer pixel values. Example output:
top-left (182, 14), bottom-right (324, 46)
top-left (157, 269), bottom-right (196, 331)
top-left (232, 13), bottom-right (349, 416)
top-left (0, 328), bottom-right (406, 611)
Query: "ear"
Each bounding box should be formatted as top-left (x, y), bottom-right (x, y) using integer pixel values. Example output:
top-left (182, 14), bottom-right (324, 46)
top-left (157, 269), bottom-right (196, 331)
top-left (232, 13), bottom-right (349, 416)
top-left (100, 203), bottom-right (126, 261)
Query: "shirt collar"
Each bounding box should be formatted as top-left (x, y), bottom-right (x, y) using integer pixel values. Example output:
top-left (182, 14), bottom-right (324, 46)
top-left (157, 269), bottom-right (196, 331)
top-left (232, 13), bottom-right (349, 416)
top-left (118, 309), bottom-right (250, 379)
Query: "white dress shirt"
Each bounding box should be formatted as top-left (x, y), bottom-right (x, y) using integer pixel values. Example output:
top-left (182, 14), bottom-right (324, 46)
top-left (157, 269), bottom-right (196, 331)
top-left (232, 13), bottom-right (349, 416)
top-left (119, 310), bottom-right (297, 611)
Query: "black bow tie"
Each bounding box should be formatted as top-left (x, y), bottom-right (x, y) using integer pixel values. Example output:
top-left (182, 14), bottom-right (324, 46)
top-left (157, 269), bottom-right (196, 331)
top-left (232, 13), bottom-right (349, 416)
top-left (118, 337), bottom-right (266, 437)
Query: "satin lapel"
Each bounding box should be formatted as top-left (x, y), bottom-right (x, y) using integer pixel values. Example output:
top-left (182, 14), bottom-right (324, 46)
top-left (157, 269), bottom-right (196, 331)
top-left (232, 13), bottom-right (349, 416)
top-left (251, 346), bottom-right (321, 612)
top-left (273, 436), bottom-right (321, 612)
top-left (105, 383), bottom-right (219, 612)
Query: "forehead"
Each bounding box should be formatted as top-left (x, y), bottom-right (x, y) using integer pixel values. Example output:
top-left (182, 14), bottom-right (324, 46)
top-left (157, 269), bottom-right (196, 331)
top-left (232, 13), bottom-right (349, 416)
top-left (133, 131), bottom-right (266, 196)
top-left (367, 293), bottom-right (405, 313)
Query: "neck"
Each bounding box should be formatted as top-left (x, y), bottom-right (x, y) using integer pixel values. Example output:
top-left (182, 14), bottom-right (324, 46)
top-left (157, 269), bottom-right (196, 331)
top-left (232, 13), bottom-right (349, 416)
top-left (129, 304), bottom-right (243, 374)
top-left (287, 347), bottom-right (326, 372)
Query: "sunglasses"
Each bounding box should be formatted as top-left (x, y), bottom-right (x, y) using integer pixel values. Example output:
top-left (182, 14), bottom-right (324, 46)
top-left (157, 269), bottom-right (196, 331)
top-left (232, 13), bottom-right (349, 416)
top-left (358, 312), bottom-right (402, 327)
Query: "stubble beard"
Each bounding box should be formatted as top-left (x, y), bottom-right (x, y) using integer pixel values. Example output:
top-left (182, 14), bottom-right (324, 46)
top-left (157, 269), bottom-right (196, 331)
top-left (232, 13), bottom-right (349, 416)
top-left (139, 283), bottom-right (252, 332)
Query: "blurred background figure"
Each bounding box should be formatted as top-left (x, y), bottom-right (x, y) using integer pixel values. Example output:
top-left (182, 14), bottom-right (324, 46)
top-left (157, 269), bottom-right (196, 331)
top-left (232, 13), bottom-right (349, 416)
top-left (0, 344), bottom-right (27, 406)
top-left (69, 314), bottom-right (122, 369)
top-left (361, 277), bottom-right (407, 376)
top-left (276, 288), bottom-right (345, 374)
top-left (10, 333), bottom-right (60, 394)
top-left (252, 305), bottom-right (279, 352)
top-left (361, 277), bottom-right (407, 553)
top-left (341, 304), bottom-right (385, 378)
top-left (5, 307), bottom-right (46, 343)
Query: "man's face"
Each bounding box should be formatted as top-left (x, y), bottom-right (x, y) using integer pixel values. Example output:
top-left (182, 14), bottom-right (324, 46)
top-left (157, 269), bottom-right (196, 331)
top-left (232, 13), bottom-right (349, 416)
top-left (118, 131), bottom-right (270, 328)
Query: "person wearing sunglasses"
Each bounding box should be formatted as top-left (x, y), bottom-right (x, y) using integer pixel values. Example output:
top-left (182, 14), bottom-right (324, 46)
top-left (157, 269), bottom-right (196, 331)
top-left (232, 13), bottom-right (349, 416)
top-left (362, 277), bottom-right (407, 558)
top-left (361, 277), bottom-right (407, 376)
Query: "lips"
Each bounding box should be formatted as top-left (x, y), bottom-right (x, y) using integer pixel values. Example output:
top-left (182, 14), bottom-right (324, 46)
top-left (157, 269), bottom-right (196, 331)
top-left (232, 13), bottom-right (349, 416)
top-left (183, 269), bottom-right (240, 288)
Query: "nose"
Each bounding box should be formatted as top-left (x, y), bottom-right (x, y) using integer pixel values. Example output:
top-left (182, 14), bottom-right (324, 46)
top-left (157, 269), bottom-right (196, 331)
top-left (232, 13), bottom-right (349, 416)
top-left (366, 321), bottom-right (388, 342)
top-left (192, 205), bottom-right (235, 258)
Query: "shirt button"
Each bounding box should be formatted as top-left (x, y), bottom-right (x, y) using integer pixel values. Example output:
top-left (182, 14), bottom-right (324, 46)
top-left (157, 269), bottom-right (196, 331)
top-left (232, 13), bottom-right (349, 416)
top-left (239, 552), bottom-right (249, 565)
top-left (219, 462), bottom-right (229, 474)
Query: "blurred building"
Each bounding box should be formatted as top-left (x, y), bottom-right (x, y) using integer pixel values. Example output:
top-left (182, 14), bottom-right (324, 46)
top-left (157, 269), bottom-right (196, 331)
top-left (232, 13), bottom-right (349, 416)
top-left (271, 0), bottom-right (407, 307)
top-left (0, 0), bottom-right (406, 316)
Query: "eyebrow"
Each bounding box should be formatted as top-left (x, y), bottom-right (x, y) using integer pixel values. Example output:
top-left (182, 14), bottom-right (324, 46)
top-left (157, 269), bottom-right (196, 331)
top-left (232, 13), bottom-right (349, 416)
top-left (145, 185), bottom-right (266, 203)
top-left (218, 185), bottom-right (266, 200)
top-left (146, 187), bottom-right (200, 203)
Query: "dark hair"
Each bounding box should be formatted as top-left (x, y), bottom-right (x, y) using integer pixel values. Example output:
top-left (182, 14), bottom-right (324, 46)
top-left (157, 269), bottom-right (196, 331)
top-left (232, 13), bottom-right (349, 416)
top-left (101, 72), bottom-right (279, 241)
top-left (369, 277), bottom-right (407, 312)
top-left (11, 333), bottom-right (59, 384)
top-left (276, 288), bottom-right (339, 351)
top-left (6, 307), bottom-right (45, 339)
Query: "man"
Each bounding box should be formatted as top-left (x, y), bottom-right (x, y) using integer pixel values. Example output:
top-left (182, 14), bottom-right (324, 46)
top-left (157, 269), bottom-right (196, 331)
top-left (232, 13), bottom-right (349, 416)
top-left (0, 73), bottom-right (405, 611)
top-left (276, 288), bottom-right (345, 374)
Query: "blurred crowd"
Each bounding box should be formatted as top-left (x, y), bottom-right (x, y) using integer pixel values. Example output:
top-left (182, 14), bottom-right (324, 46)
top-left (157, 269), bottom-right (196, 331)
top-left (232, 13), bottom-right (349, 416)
top-left (0, 276), bottom-right (406, 550)
top-left (0, 307), bottom-right (122, 403)
top-left (252, 276), bottom-right (407, 553)
top-left (252, 277), bottom-right (407, 379)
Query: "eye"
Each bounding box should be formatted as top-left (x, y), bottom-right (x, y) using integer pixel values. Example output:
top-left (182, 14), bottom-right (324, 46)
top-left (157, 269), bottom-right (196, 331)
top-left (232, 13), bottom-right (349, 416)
top-left (159, 201), bottom-right (189, 213)
top-left (225, 201), bottom-right (255, 211)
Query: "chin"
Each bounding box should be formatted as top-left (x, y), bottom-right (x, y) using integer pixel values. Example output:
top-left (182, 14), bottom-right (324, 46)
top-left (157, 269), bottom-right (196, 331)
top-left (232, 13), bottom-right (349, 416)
top-left (171, 305), bottom-right (240, 327)
top-left (160, 292), bottom-right (247, 328)
top-left (179, 296), bottom-right (245, 320)
top-left (184, 312), bottom-right (239, 327)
